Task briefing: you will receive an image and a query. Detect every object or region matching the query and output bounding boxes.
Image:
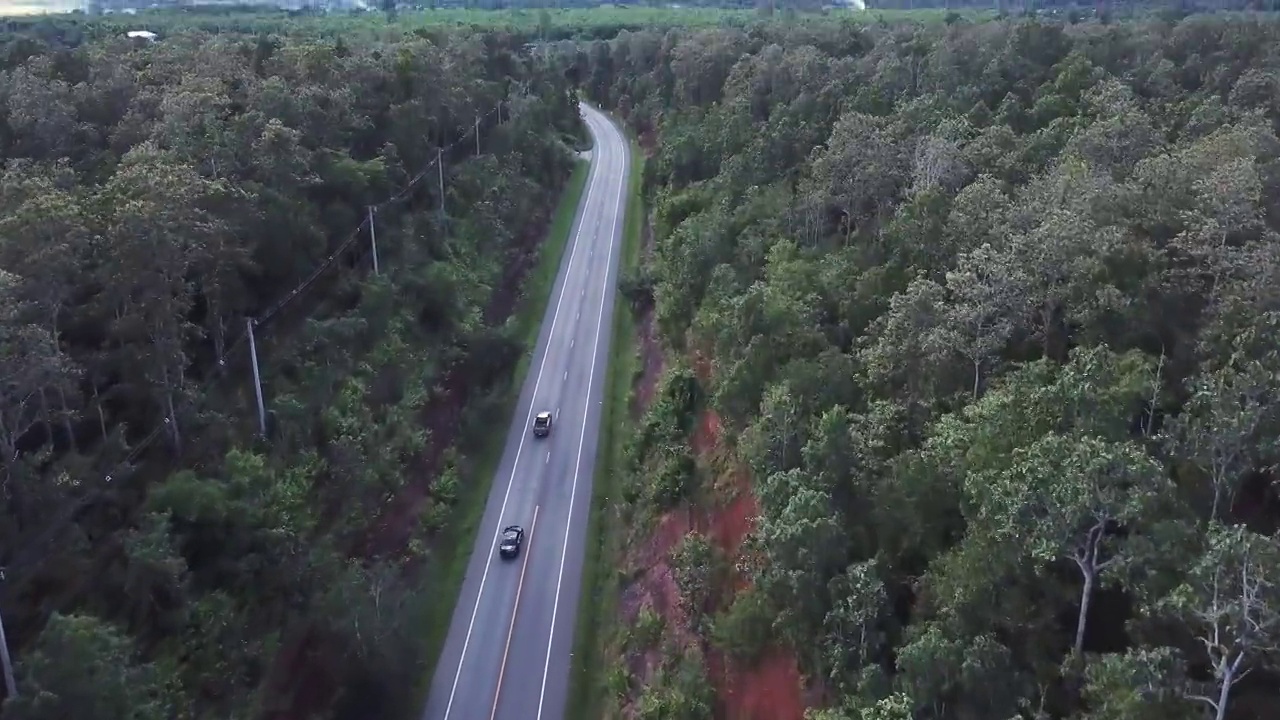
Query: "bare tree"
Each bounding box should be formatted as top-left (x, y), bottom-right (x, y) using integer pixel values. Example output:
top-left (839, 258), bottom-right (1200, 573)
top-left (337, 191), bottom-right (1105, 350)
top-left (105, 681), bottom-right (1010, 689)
top-left (1160, 523), bottom-right (1280, 720)
top-left (1163, 361), bottom-right (1274, 521)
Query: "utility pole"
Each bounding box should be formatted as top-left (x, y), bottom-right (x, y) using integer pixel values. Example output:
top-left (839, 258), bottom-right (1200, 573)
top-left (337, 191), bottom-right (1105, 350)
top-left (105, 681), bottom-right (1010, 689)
top-left (246, 318), bottom-right (267, 438)
top-left (367, 206), bottom-right (379, 275)
top-left (475, 115), bottom-right (481, 156)
top-left (437, 146), bottom-right (446, 220)
top-left (0, 570), bottom-right (16, 702)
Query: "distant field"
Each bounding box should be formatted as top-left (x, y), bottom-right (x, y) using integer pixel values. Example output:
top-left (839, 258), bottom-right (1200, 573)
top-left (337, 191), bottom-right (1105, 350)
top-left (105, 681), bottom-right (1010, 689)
top-left (0, 0), bottom-right (79, 14)
top-left (401, 5), bottom-right (758, 28)
top-left (406, 6), bottom-right (979, 31)
top-left (0, 3), bottom-right (924, 25)
top-left (0, 3), bottom-right (985, 29)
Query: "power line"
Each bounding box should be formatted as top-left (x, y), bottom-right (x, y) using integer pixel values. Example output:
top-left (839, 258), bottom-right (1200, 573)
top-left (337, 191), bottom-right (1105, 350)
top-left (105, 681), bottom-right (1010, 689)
top-left (119, 104), bottom-right (504, 470)
top-left (2, 102), bottom-right (508, 586)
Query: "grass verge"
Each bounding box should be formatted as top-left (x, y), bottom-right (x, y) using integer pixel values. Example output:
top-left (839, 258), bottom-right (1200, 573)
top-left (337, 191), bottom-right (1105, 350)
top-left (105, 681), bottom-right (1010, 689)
top-left (566, 132), bottom-right (646, 720)
top-left (413, 156), bottom-right (591, 703)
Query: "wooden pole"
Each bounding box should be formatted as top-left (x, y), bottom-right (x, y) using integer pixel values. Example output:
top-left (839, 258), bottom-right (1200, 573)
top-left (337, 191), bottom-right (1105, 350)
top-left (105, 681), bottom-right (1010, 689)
top-left (437, 147), bottom-right (446, 220)
top-left (0, 571), bottom-right (17, 701)
top-left (246, 319), bottom-right (267, 437)
top-left (367, 206), bottom-right (379, 275)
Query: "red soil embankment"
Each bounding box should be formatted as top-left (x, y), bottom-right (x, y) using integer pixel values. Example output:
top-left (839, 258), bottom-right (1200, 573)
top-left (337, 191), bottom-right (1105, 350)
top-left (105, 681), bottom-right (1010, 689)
top-left (692, 408), bottom-right (807, 720)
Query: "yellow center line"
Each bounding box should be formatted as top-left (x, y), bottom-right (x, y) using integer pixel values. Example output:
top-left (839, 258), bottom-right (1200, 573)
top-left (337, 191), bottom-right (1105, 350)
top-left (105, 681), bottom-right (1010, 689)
top-left (490, 504), bottom-right (539, 720)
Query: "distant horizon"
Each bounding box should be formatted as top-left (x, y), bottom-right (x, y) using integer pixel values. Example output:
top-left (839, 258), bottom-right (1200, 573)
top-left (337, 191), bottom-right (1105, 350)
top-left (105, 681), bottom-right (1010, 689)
top-left (0, 0), bottom-right (81, 14)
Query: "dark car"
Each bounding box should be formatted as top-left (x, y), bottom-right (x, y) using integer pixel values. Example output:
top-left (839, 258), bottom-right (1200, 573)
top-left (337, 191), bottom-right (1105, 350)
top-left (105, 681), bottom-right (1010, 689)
top-left (533, 411), bottom-right (552, 438)
top-left (499, 525), bottom-right (525, 559)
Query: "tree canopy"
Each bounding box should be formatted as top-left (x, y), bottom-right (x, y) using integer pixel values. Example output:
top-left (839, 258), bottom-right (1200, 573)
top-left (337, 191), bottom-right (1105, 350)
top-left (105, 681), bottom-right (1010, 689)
top-left (0, 16), bottom-right (581, 720)
top-left (581, 12), bottom-right (1280, 720)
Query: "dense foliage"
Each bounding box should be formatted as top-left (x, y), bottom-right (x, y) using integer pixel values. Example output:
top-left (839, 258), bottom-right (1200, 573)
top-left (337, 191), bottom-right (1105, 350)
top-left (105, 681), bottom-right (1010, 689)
top-left (0, 7), bottom-right (750, 51)
top-left (0, 20), bottom-right (580, 720)
top-left (580, 14), bottom-right (1280, 720)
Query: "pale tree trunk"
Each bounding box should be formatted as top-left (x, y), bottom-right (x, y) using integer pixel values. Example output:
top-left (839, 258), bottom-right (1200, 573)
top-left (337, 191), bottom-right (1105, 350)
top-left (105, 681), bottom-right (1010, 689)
top-left (162, 361), bottom-right (180, 452)
top-left (92, 383), bottom-right (107, 443)
top-left (0, 416), bottom-right (16, 469)
top-left (1211, 455), bottom-right (1227, 521)
top-left (208, 282), bottom-right (230, 369)
top-left (212, 315), bottom-right (226, 368)
top-left (0, 609), bottom-right (16, 701)
top-left (0, 413), bottom-right (24, 530)
top-left (39, 387), bottom-right (52, 443)
top-left (1192, 651), bottom-right (1244, 720)
top-left (47, 304), bottom-right (76, 452)
top-left (959, 313), bottom-right (999, 402)
top-left (805, 202), bottom-right (822, 247)
top-left (1142, 349), bottom-right (1163, 438)
top-left (1187, 553), bottom-right (1258, 720)
top-left (56, 386), bottom-right (76, 454)
top-left (1075, 569), bottom-right (1094, 657)
top-left (1042, 298), bottom-right (1068, 364)
top-left (1072, 521), bottom-right (1113, 658)
top-left (1214, 658), bottom-right (1236, 720)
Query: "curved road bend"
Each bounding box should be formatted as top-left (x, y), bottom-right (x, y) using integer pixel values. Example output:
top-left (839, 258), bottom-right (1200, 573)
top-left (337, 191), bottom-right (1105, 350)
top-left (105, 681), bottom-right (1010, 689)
top-left (421, 102), bottom-right (631, 720)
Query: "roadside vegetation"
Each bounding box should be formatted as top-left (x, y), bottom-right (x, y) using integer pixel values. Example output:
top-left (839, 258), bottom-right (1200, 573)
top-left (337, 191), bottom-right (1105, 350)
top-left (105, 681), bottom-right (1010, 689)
top-left (0, 17), bottom-right (583, 720)
top-left (418, 156), bottom-right (590, 691)
top-left (0, 5), bottom-right (987, 43)
top-left (11, 5), bottom-right (1280, 720)
top-left (574, 12), bottom-right (1280, 720)
top-left (568, 132), bottom-right (645, 720)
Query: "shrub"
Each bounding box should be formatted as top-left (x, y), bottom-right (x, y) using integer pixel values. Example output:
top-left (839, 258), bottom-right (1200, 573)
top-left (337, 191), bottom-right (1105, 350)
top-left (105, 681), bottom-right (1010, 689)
top-left (710, 585), bottom-right (773, 666)
top-left (631, 605), bottom-right (664, 649)
top-left (669, 532), bottom-right (724, 629)
top-left (645, 444), bottom-right (697, 510)
top-left (634, 648), bottom-right (714, 720)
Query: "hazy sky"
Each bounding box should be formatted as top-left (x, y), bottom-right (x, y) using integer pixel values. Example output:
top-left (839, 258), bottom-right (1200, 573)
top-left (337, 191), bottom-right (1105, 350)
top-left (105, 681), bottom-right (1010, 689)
top-left (1, 0), bottom-right (80, 14)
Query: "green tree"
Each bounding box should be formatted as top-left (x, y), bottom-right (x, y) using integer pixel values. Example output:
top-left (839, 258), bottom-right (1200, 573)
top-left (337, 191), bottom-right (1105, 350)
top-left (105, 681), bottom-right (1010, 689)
top-left (977, 433), bottom-right (1169, 657)
top-left (1079, 648), bottom-right (1192, 720)
top-left (1158, 523), bottom-right (1280, 720)
top-left (3, 613), bottom-right (174, 720)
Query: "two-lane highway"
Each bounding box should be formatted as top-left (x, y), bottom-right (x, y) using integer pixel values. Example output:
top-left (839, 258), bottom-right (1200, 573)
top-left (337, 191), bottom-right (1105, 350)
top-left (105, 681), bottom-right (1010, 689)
top-left (421, 102), bottom-right (631, 720)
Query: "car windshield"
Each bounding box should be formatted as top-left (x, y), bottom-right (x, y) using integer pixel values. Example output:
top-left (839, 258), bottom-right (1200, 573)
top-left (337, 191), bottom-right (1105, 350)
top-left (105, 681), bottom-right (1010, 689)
top-left (535, 416), bottom-right (549, 426)
top-left (503, 530), bottom-right (519, 541)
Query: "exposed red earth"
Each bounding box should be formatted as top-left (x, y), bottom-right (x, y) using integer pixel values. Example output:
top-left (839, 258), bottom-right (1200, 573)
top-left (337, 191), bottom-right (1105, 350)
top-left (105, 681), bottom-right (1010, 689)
top-left (263, 204), bottom-right (557, 720)
top-left (619, 282), bottom-right (807, 720)
top-left (694, 408), bottom-right (807, 720)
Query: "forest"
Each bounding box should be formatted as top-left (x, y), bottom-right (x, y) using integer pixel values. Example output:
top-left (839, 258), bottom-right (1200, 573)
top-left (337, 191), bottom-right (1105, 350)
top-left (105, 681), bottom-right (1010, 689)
top-left (0, 15), bottom-right (582, 720)
top-left (574, 12), bottom-right (1280, 720)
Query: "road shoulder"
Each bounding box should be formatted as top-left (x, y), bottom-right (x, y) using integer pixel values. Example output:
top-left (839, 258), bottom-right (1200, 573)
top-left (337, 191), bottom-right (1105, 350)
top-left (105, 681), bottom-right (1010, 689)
top-left (415, 154), bottom-right (592, 711)
top-left (565, 123), bottom-right (648, 720)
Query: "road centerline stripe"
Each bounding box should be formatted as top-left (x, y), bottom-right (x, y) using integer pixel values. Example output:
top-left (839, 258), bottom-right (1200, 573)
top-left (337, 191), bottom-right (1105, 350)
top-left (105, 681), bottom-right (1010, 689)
top-left (438, 107), bottom-right (606, 720)
top-left (490, 505), bottom-right (540, 720)
top-left (534, 109), bottom-right (630, 720)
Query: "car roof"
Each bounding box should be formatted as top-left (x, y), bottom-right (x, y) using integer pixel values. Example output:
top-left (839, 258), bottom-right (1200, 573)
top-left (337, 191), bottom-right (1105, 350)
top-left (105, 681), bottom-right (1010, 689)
top-left (536, 411), bottom-right (551, 419)
top-left (503, 525), bottom-right (522, 534)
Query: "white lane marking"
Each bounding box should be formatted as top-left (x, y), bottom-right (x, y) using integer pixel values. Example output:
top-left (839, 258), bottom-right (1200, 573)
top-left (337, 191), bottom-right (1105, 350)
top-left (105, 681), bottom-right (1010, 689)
top-left (563, 371), bottom-right (568, 380)
top-left (535, 108), bottom-right (630, 720)
top-left (545, 452), bottom-right (550, 464)
top-left (489, 506), bottom-right (539, 720)
top-left (440, 113), bottom-right (607, 720)
top-left (570, 338), bottom-right (575, 348)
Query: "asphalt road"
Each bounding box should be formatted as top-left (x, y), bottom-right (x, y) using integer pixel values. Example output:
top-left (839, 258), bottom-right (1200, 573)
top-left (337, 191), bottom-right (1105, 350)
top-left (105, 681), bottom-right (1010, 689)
top-left (420, 102), bottom-right (630, 720)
